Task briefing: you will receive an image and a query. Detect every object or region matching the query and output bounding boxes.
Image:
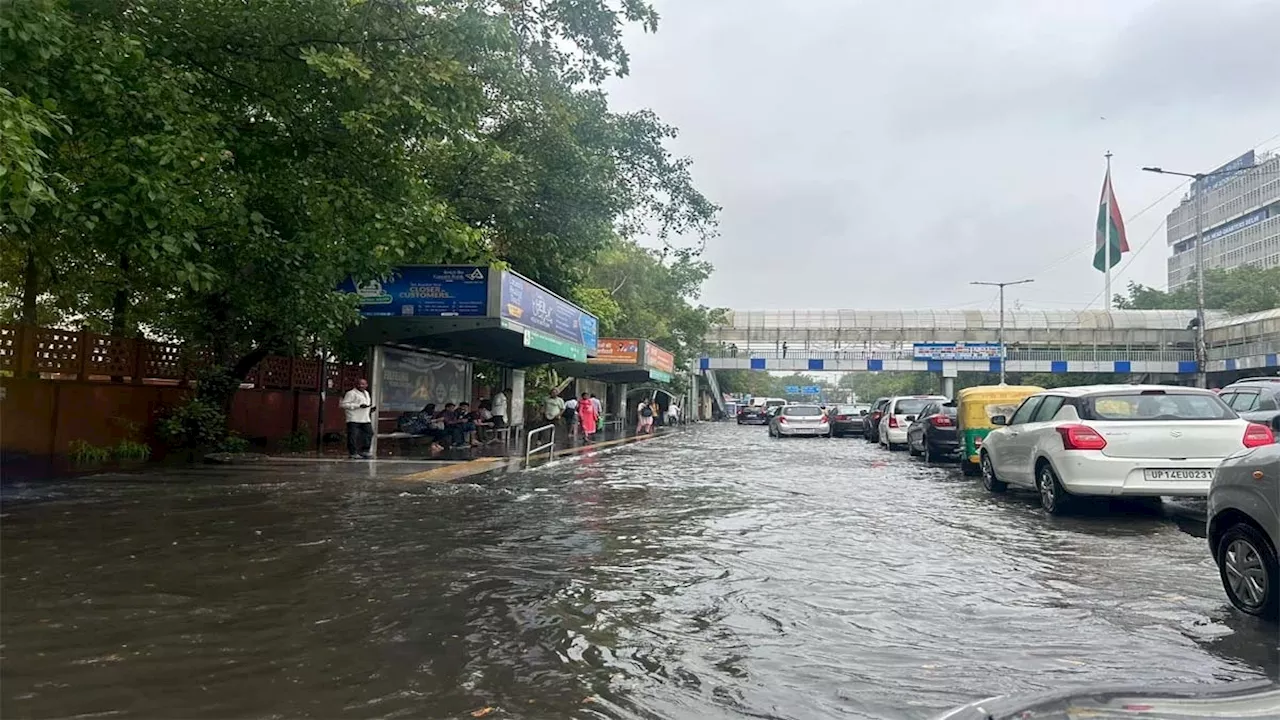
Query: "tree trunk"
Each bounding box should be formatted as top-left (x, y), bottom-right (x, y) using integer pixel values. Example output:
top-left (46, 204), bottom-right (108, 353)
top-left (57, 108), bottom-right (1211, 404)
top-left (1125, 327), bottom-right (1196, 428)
top-left (110, 253), bottom-right (130, 336)
top-left (21, 248), bottom-right (38, 325)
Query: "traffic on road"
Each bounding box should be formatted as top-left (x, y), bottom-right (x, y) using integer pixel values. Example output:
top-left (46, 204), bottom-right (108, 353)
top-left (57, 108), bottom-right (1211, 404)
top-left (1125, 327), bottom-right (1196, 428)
top-left (742, 382), bottom-right (1280, 625)
top-left (2, 423), bottom-right (1276, 719)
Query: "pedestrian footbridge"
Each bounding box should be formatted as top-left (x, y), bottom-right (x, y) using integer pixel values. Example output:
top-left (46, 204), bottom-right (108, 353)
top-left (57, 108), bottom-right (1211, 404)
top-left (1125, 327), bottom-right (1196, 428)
top-left (699, 308), bottom-right (1280, 378)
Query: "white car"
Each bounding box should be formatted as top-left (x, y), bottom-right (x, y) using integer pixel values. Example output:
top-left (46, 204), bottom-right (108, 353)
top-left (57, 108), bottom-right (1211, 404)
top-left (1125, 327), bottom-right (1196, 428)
top-left (978, 385), bottom-right (1275, 514)
top-left (769, 404), bottom-right (830, 437)
top-left (879, 395), bottom-right (948, 450)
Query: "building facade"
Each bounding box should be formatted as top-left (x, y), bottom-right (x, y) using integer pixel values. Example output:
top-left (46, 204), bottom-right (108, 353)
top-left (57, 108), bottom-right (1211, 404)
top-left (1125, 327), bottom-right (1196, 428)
top-left (1166, 149), bottom-right (1280, 290)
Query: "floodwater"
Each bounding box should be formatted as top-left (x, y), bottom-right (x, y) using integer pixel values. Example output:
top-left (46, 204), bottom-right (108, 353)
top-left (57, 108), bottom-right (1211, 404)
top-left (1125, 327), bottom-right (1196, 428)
top-left (2, 424), bottom-right (1277, 719)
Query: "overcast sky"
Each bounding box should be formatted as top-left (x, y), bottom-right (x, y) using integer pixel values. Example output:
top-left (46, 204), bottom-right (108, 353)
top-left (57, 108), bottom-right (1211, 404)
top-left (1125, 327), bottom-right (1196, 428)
top-left (606, 0), bottom-right (1280, 312)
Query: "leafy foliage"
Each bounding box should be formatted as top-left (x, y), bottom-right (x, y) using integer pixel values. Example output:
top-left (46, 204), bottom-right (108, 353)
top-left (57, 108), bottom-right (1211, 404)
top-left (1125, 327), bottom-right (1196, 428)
top-left (1113, 266), bottom-right (1280, 315)
top-left (67, 439), bottom-right (112, 464)
top-left (1, 0), bottom-right (718, 425)
top-left (156, 398), bottom-right (229, 450)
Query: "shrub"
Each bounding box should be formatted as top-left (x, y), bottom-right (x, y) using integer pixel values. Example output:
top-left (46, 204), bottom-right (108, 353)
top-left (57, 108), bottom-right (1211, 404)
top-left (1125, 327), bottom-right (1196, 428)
top-left (114, 439), bottom-right (152, 461)
top-left (157, 398), bottom-right (228, 449)
top-left (282, 424), bottom-right (311, 453)
top-left (68, 440), bottom-right (112, 465)
top-left (216, 433), bottom-right (250, 454)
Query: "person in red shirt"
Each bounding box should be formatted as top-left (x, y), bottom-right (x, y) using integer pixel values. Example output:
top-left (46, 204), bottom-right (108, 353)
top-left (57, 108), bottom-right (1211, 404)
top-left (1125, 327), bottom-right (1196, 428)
top-left (577, 391), bottom-right (599, 440)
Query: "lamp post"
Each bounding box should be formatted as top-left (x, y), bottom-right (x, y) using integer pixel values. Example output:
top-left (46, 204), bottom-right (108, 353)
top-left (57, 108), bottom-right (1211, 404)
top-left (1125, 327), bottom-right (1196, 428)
top-left (1141, 162), bottom-right (1256, 389)
top-left (971, 279), bottom-right (1034, 385)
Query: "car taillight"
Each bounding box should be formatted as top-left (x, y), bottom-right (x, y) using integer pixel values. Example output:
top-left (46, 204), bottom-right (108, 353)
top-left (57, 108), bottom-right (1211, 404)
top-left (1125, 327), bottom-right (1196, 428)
top-left (1056, 424), bottom-right (1106, 450)
top-left (1243, 423), bottom-right (1275, 448)
top-left (778, 416), bottom-right (788, 424)
top-left (888, 416), bottom-right (899, 428)
top-left (973, 437), bottom-right (983, 447)
top-left (836, 414), bottom-right (850, 421)
top-left (931, 415), bottom-right (954, 427)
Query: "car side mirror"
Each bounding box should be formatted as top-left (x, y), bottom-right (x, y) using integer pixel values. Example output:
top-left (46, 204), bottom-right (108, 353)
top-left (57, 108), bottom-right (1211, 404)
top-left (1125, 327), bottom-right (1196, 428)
top-left (859, 409), bottom-right (868, 416)
top-left (905, 415), bottom-right (916, 422)
top-left (990, 415), bottom-right (1007, 426)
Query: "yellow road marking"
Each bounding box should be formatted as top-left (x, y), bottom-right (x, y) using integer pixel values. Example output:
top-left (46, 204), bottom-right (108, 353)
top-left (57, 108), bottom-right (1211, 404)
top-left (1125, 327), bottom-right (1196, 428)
top-left (401, 457), bottom-right (507, 483)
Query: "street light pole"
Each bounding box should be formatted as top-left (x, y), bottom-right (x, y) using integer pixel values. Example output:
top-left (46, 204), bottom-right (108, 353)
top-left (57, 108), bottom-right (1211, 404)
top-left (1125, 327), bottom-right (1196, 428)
top-left (1141, 163), bottom-right (1255, 388)
top-left (971, 279), bottom-right (1034, 385)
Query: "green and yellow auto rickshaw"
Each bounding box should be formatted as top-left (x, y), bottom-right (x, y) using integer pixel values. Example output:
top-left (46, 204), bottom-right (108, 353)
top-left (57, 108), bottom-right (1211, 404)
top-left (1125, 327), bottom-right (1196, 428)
top-left (955, 385), bottom-right (1044, 476)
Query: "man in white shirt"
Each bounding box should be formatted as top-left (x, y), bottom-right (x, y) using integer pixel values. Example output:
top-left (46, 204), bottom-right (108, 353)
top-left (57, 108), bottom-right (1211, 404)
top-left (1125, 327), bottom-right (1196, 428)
top-left (590, 393), bottom-right (602, 416)
top-left (340, 378), bottom-right (375, 459)
top-left (543, 393), bottom-right (565, 425)
top-left (492, 387), bottom-right (510, 427)
top-left (667, 402), bottom-right (680, 425)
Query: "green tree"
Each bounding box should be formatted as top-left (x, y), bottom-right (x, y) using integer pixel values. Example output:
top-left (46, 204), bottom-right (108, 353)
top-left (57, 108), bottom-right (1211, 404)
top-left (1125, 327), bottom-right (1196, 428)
top-left (1, 0), bottom-right (717, 424)
top-left (1114, 266), bottom-right (1280, 315)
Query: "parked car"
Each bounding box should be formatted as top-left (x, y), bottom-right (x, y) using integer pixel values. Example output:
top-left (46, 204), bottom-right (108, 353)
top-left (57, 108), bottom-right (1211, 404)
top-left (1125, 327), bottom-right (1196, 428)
top-left (979, 385), bottom-right (1275, 514)
top-left (879, 395), bottom-right (948, 450)
top-left (1208, 443), bottom-right (1279, 620)
top-left (955, 385), bottom-right (1044, 476)
top-left (863, 397), bottom-right (891, 443)
top-left (1218, 377), bottom-right (1280, 432)
top-left (906, 401), bottom-right (959, 462)
top-left (828, 404), bottom-right (869, 437)
top-left (768, 404), bottom-right (830, 438)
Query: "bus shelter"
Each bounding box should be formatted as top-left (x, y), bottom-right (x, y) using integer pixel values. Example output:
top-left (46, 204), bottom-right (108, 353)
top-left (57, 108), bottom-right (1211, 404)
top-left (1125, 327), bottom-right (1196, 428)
top-left (340, 265), bottom-right (599, 451)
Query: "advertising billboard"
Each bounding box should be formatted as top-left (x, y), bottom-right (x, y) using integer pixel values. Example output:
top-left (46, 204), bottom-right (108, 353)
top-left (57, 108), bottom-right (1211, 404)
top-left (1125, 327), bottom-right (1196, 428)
top-left (592, 338), bottom-right (641, 364)
top-left (343, 266), bottom-right (489, 318)
top-left (499, 271), bottom-right (599, 353)
top-left (377, 347), bottom-right (471, 412)
top-left (913, 342), bottom-right (1002, 361)
top-left (645, 342), bottom-right (676, 375)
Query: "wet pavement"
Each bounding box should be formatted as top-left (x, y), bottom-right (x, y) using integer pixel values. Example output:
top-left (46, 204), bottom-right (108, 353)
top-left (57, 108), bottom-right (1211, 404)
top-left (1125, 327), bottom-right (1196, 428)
top-left (2, 423), bottom-right (1277, 719)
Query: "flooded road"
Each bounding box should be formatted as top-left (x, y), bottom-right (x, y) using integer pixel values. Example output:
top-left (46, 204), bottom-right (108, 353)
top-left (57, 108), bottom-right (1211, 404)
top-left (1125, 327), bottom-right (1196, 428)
top-left (2, 423), bottom-right (1277, 719)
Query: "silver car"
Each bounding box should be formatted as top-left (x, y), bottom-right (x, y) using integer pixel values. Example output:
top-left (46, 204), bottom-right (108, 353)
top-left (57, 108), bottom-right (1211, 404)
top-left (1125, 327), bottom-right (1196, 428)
top-left (1207, 442), bottom-right (1279, 620)
top-left (768, 404), bottom-right (830, 438)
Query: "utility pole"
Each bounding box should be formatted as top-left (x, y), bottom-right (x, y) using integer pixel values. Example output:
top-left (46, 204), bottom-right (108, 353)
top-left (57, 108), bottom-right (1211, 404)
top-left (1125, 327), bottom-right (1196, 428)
top-left (1141, 161), bottom-right (1257, 389)
top-left (971, 279), bottom-right (1034, 385)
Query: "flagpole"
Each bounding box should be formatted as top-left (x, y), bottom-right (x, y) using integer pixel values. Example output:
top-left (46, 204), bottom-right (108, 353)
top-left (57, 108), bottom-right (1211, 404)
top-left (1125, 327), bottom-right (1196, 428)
top-left (1104, 151), bottom-right (1112, 309)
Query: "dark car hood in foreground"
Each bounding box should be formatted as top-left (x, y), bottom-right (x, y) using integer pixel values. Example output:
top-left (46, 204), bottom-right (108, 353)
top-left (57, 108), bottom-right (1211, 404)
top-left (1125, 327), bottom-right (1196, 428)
top-left (934, 679), bottom-right (1280, 719)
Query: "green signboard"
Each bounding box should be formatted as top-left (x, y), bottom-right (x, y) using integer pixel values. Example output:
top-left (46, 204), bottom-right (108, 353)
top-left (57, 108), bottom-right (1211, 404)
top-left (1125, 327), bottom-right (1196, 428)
top-left (522, 329), bottom-right (587, 362)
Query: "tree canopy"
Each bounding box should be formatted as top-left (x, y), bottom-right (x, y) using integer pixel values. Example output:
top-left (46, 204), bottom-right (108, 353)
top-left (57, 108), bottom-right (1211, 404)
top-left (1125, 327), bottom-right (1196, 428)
top-left (1114, 266), bottom-right (1280, 315)
top-left (1, 0), bottom-right (718, 405)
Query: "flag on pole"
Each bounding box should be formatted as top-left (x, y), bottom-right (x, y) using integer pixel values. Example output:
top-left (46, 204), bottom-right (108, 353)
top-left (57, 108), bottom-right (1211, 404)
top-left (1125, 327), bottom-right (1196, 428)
top-left (1093, 168), bottom-right (1129, 271)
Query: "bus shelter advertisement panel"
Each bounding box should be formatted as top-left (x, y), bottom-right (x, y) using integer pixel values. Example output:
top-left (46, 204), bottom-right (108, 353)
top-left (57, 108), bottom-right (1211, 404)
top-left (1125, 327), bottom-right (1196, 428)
top-left (378, 347), bottom-right (472, 412)
top-left (913, 342), bottom-right (1001, 361)
top-left (343, 266), bottom-right (489, 318)
top-left (593, 338), bottom-right (640, 364)
top-left (645, 342), bottom-right (676, 375)
top-left (499, 272), bottom-right (599, 353)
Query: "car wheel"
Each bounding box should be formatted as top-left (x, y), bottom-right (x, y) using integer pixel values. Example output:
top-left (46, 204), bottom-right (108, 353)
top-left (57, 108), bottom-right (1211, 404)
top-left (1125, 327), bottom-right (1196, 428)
top-left (1217, 523), bottom-right (1279, 620)
top-left (1036, 462), bottom-right (1071, 515)
top-left (980, 452), bottom-right (1007, 493)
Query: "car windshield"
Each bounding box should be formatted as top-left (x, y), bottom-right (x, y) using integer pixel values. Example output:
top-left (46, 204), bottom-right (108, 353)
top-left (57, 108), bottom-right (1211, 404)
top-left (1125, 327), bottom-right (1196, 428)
top-left (893, 398), bottom-right (930, 415)
top-left (784, 406), bottom-right (822, 417)
top-left (765, 400), bottom-right (786, 408)
top-left (1083, 392), bottom-right (1236, 421)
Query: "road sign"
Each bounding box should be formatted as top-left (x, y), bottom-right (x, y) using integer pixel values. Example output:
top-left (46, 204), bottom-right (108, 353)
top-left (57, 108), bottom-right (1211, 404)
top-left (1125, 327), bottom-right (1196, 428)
top-left (784, 385), bottom-right (801, 394)
top-left (801, 385), bottom-right (821, 394)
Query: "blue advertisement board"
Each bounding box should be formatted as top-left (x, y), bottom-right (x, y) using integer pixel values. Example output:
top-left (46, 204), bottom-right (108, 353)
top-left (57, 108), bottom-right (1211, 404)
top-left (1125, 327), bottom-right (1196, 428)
top-left (913, 342), bottom-right (1002, 361)
top-left (499, 271), bottom-right (599, 353)
top-left (342, 266), bottom-right (489, 318)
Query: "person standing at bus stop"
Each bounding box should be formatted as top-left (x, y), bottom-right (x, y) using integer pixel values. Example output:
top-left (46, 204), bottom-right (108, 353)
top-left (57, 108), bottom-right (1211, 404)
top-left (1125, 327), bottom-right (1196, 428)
top-left (340, 378), bottom-right (375, 459)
